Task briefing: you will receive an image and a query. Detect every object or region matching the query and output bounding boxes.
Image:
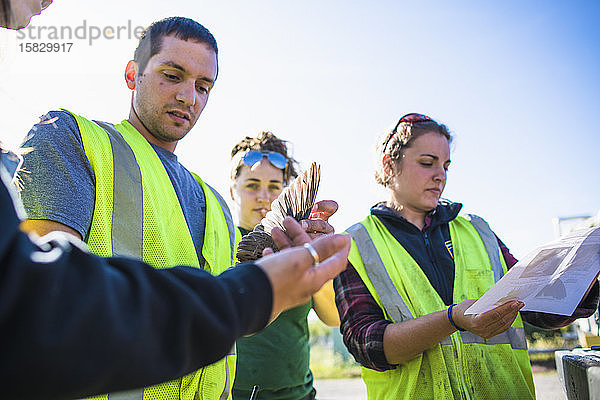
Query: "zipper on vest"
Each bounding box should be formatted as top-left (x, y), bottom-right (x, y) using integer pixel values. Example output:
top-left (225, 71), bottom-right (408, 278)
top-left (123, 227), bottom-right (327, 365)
top-left (423, 231), bottom-right (447, 302)
top-left (423, 232), bottom-right (439, 271)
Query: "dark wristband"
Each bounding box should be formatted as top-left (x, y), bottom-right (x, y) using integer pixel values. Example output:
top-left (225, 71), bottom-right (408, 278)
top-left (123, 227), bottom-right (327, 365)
top-left (448, 304), bottom-right (465, 331)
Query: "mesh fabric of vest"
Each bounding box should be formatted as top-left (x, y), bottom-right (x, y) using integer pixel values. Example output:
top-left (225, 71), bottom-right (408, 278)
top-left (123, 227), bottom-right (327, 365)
top-left (71, 110), bottom-right (234, 400)
top-left (348, 215), bottom-right (534, 400)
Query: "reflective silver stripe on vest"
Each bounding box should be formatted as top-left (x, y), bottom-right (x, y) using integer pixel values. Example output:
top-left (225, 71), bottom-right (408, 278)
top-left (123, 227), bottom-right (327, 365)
top-left (348, 223), bottom-right (414, 322)
top-left (440, 326), bottom-right (527, 350)
top-left (107, 388), bottom-right (144, 400)
top-left (96, 125), bottom-right (235, 399)
top-left (213, 345), bottom-right (236, 400)
top-left (219, 357), bottom-right (231, 400)
top-left (97, 123), bottom-right (145, 399)
top-left (465, 214), bottom-right (504, 283)
top-left (97, 121), bottom-right (143, 259)
top-left (206, 184), bottom-right (237, 265)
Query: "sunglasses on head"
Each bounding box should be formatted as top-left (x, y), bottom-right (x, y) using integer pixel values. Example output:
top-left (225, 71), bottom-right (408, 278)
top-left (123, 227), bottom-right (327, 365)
top-left (242, 150), bottom-right (288, 170)
top-left (383, 113), bottom-right (434, 153)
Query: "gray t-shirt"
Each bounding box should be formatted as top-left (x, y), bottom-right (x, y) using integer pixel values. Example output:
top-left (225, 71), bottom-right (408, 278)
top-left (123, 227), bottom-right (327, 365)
top-left (20, 110), bottom-right (209, 266)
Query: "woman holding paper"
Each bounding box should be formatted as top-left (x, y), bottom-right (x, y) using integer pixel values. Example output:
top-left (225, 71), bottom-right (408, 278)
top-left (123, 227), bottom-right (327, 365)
top-left (334, 113), bottom-right (599, 399)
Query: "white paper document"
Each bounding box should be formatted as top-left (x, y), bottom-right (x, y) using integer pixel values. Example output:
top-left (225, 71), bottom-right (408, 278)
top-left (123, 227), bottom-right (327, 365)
top-left (465, 227), bottom-right (600, 316)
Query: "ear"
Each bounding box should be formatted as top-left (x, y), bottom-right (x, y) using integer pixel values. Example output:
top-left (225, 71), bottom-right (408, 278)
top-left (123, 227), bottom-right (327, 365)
top-left (382, 154), bottom-right (396, 177)
top-left (124, 60), bottom-right (138, 90)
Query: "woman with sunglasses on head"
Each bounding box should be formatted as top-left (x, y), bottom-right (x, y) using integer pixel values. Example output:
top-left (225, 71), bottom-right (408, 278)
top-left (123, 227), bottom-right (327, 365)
top-left (230, 132), bottom-right (339, 400)
top-left (334, 113), bottom-right (599, 399)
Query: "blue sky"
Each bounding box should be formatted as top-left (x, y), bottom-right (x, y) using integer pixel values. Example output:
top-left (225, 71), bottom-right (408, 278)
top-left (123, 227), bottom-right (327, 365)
top-left (1, 0), bottom-right (598, 257)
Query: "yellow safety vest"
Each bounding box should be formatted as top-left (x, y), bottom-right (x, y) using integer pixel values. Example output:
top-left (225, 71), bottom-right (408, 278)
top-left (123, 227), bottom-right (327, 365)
top-left (347, 214), bottom-right (535, 400)
top-left (68, 110), bottom-right (238, 400)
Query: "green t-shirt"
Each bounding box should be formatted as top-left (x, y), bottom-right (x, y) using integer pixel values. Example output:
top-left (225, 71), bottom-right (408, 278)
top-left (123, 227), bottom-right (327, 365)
top-left (233, 227), bottom-right (314, 400)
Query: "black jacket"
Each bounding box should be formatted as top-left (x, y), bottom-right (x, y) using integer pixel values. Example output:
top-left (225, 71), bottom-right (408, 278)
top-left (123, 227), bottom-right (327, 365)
top-left (372, 200), bottom-right (462, 305)
top-left (0, 169), bottom-right (271, 400)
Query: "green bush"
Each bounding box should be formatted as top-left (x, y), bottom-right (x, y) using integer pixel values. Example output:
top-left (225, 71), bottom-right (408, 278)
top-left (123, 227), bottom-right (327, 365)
top-left (310, 345), bottom-right (362, 379)
top-left (524, 322), bottom-right (576, 349)
top-left (309, 319), bottom-right (361, 379)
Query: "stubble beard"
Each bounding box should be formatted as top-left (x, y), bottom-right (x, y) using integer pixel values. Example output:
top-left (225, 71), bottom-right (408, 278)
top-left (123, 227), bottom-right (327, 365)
top-left (136, 102), bottom-right (192, 145)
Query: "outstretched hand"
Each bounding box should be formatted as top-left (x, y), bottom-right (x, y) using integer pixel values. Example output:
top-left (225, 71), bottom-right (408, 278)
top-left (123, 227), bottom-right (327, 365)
top-left (451, 299), bottom-right (524, 339)
top-left (257, 216), bottom-right (350, 321)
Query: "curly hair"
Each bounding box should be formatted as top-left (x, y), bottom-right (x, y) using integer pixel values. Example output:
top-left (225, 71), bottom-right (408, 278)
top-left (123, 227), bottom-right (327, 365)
top-left (230, 132), bottom-right (298, 185)
top-left (374, 118), bottom-right (453, 187)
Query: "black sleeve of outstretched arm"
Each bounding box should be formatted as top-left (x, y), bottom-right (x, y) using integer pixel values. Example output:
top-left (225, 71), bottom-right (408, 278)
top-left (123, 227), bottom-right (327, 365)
top-left (0, 177), bottom-right (272, 400)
